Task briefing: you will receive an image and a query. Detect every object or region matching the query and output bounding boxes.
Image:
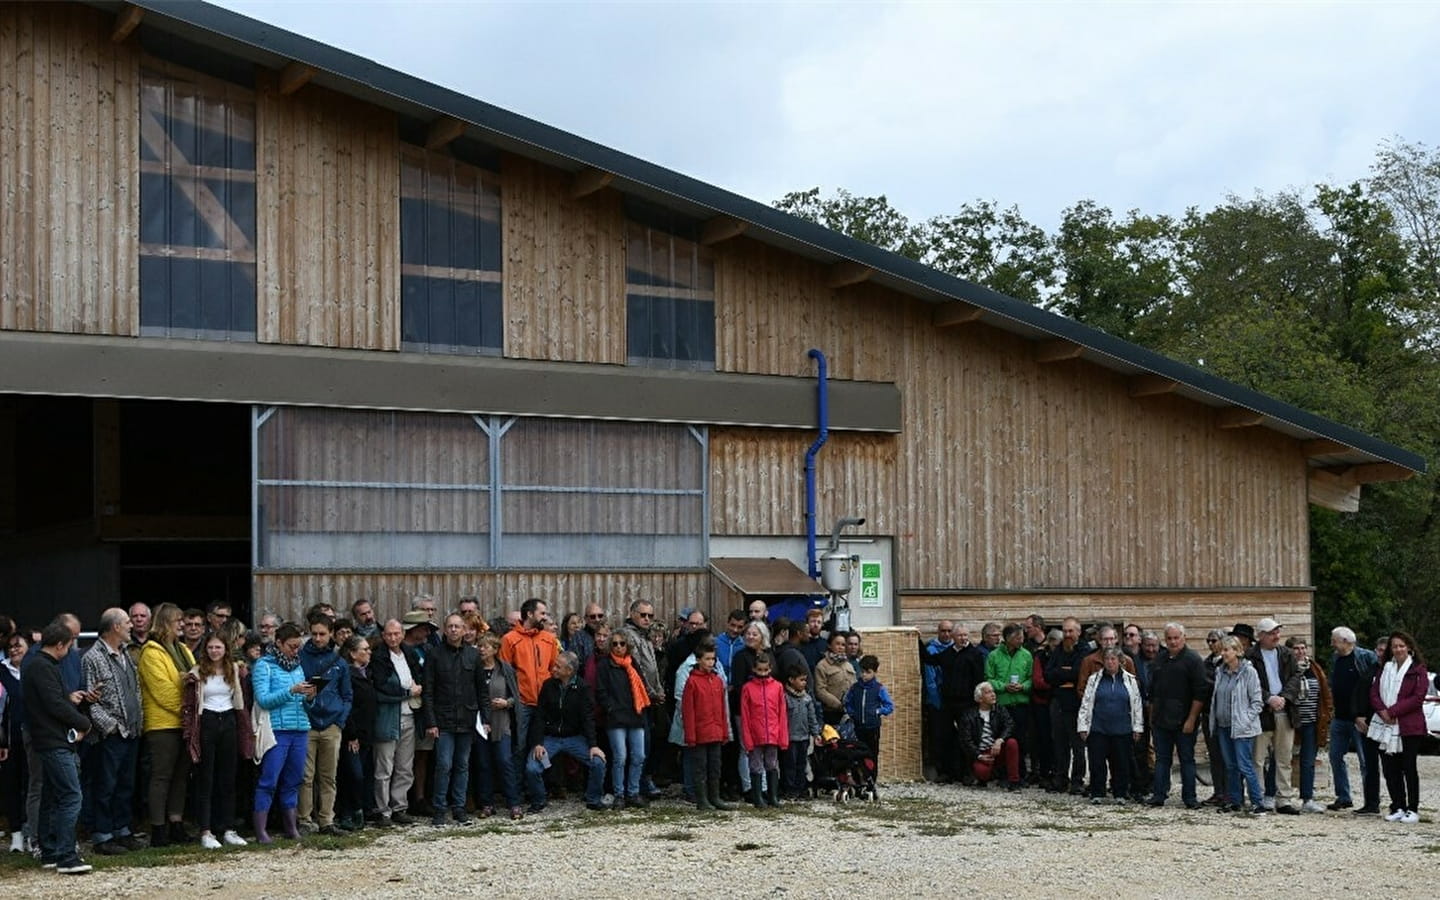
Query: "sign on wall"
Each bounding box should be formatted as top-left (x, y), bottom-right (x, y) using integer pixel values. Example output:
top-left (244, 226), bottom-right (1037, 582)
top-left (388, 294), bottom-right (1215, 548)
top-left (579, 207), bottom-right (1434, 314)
top-left (858, 559), bottom-right (884, 607)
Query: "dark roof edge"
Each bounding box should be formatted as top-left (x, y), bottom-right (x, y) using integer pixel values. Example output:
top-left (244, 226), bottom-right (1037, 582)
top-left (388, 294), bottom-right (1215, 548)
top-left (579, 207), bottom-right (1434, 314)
top-left (117, 1), bottom-right (1425, 474)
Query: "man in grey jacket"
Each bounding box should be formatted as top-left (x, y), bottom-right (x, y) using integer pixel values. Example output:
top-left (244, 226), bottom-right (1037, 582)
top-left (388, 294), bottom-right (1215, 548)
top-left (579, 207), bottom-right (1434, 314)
top-left (621, 600), bottom-right (665, 798)
top-left (81, 609), bottom-right (143, 855)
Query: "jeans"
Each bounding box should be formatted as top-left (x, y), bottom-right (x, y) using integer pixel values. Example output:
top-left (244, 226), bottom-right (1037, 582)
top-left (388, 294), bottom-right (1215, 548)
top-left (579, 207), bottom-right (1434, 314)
top-left (1085, 733), bottom-right (1130, 799)
top-left (337, 740), bottom-right (373, 821)
top-left (36, 748), bottom-right (82, 864)
top-left (1218, 726), bottom-right (1262, 808)
top-left (1150, 726), bottom-right (1198, 804)
top-left (474, 732), bottom-right (522, 809)
top-left (526, 735), bottom-right (605, 806)
top-left (255, 731), bottom-right (309, 812)
top-left (607, 727), bottom-right (646, 798)
top-left (512, 705), bottom-right (536, 799)
top-left (1202, 714), bottom-right (1227, 799)
top-left (1294, 720), bottom-right (1317, 801)
top-left (89, 733), bottom-right (138, 843)
top-left (195, 711), bottom-right (238, 835)
top-left (1327, 718), bottom-right (1367, 805)
top-left (433, 731), bottom-right (473, 812)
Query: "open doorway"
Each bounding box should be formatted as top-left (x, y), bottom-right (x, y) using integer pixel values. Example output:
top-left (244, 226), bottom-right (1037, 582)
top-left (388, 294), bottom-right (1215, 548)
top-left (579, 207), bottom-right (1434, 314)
top-left (0, 396), bottom-right (251, 631)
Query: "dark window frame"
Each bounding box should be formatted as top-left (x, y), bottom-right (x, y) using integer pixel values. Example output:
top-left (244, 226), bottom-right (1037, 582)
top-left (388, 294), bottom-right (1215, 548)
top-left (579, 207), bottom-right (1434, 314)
top-left (625, 223), bottom-right (716, 370)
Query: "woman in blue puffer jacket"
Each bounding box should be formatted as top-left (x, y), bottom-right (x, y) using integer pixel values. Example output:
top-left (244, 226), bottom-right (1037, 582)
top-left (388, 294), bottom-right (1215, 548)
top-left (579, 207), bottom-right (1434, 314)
top-left (250, 623), bottom-right (316, 843)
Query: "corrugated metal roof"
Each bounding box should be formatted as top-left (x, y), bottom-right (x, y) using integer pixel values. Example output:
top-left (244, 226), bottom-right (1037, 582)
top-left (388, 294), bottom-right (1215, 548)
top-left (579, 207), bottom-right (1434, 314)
top-left (87, 0), bottom-right (1427, 475)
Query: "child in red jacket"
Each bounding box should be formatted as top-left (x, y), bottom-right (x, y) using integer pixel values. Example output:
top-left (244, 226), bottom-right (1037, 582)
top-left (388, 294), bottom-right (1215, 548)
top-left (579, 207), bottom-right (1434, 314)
top-left (682, 640), bottom-right (735, 812)
top-left (739, 651), bottom-right (788, 808)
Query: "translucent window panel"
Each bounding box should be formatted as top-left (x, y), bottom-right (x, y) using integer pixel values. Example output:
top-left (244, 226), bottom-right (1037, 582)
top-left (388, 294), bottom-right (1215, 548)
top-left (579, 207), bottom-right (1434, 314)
top-left (625, 224), bottom-right (715, 369)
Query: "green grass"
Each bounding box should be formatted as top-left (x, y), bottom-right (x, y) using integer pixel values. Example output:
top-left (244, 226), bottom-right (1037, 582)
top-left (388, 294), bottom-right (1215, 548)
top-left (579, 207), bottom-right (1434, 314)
top-left (652, 829), bottom-right (698, 842)
top-left (0, 829), bottom-right (380, 874)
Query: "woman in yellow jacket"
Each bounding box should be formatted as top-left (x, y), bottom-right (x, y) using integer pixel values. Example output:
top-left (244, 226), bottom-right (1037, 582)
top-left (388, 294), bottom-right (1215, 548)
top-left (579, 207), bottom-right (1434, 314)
top-left (139, 602), bottom-right (196, 846)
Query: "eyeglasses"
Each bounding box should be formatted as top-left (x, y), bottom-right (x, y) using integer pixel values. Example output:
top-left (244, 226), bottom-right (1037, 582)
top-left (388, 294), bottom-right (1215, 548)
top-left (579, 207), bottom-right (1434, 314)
top-left (611, 640), bottom-right (628, 647)
top-left (586, 613), bottom-right (605, 620)
top-left (635, 612), bottom-right (653, 620)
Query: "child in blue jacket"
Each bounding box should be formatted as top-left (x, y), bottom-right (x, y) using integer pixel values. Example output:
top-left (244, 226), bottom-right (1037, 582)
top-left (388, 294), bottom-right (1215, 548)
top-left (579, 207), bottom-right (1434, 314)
top-left (843, 655), bottom-right (894, 776)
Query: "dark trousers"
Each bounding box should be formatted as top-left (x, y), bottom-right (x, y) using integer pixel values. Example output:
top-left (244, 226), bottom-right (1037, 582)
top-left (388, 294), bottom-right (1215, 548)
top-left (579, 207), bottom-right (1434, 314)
top-left (1380, 735), bottom-right (1422, 812)
top-left (1202, 714), bottom-right (1227, 798)
top-left (1, 733), bottom-right (29, 831)
top-left (89, 733), bottom-right (139, 842)
top-left (195, 710), bottom-right (238, 835)
top-left (688, 742), bottom-right (722, 794)
top-left (1005, 704), bottom-right (1030, 780)
top-left (1151, 726), bottom-right (1198, 804)
top-left (1361, 735), bottom-right (1382, 809)
top-left (433, 731), bottom-right (473, 812)
top-left (856, 726), bottom-right (881, 780)
top-left (1086, 732), bottom-right (1131, 799)
top-left (780, 742), bottom-right (809, 796)
top-left (337, 739), bottom-right (373, 821)
top-left (475, 733), bottom-right (521, 809)
top-left (1051, 700), bottom-right (1085, 789)
top-left (937, 698), bottom-right (967, 779)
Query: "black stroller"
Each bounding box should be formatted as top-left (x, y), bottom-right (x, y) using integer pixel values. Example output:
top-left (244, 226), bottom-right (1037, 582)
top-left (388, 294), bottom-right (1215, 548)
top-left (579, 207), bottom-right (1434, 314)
top-left (812, 719), bottom-right (878, 803)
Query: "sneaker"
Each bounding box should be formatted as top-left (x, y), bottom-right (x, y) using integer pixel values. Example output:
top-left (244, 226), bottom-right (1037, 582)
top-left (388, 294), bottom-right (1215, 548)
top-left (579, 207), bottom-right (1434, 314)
top-left (1244, 806), bottom-right (1267, 817)
top-left (222, 831), bottom-right (247, 847)
top-left (118, 835), bottom-right (146, 851)
top-left (1301, 800), bottom-right (1327, 814)
top-left (1184, 800), bottom-right (1202, 810)
top-left (430, 813), bottom-right (448, 827)
top-left (372, 815), bottom-right (394, 829)
top-left (527, 803), bottom-right (547, 815)
top-left (452, 809), bottom-right (471, 825)
top-left (317, 824), bottom-right (344, 837)
top-left (1090, 796), bottom-right (1103, 805)
top-left (509, 806), bottom-right (524, 820)
top-left (56, 858), bottom-right (93, 875)
top-left (8, 833), bottom-right (23, 853)
top-left (1400, 810), bottom-right (1420, 824)
top-left (1275, 804), bottom-right (1300, 815)
top-left (1385, 809), bottom-right (1406, 822)
top-left (1143, 796), bottom-right (1165, 807)
top-left (200, 833), bottom-right (222, 850)
top-left (1260, 797), bottom-right (1276, 812)
top-left (1326, 799), bottom-right (1353, 811)
top-left (41, 860), bottom-right (58, 869)
top-left (585, 802), bottom-right (608, 812)
top-left (92, 840), bottom-right (128, 856)
top-left (1354, 805), bottom-right (1381, 815)
top-left (627, 793), bottom-right (649, 808)
top-left (391, 811), bottom-right (417, 826)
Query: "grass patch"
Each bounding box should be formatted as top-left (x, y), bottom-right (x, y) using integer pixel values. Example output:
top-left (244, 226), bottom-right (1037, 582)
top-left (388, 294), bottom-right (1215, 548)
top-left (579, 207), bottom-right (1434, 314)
top-left (734, 841), bottom-right (765, 851)
top-left (0, 829), bottom-right (380, 874)
top-left (913, 822), bottom-right (965, 837)
top-left (653, 829), bottom-right (697, 842)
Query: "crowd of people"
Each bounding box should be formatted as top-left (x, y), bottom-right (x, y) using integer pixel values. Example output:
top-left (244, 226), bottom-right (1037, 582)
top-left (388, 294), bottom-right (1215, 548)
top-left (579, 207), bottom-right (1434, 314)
top-left (919, 615), bottom-right (1433, 824)
top-left (0, 597), bottom-right (889, 875)
top-left (0, 600), bottom-right (1430, 877)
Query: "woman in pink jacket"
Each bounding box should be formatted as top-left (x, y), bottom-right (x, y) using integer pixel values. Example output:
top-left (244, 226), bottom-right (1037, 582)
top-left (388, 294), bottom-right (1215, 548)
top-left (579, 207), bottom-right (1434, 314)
top-left (1368, 631), bottom-right (1429, 823)
top-left (739, 651), bottom-right (787, 808)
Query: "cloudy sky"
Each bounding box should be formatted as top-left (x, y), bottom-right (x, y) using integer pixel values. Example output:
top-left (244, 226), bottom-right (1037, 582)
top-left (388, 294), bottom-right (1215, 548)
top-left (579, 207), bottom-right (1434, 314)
top-left (211, 1), bottom-right (1440, 231)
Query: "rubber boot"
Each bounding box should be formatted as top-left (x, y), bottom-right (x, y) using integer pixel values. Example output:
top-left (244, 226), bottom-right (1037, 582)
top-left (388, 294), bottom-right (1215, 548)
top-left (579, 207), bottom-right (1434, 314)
top-left (746, 781), bottom-right (765, 808)
top-left (709, 779), bottom-right (736, 811)
top-left (693, 753), bottom-right (714, 811)
top-left (766, 769), bottom-right (781, 807)
top-left (280, 808), bottom-right (302, 840)
top-left (150, 824), bottom-right (169, 848)
top-left (252, 811), bottom-right (273, 845)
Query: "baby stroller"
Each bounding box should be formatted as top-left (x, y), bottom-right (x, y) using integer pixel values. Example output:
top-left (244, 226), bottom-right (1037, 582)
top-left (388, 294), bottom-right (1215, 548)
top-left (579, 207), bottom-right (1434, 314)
top-left (813, 721), bottom-right (878, 803)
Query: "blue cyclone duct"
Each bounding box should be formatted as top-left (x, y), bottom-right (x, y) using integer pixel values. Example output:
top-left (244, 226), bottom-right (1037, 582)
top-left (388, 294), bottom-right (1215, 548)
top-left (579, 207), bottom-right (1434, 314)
top-left (804, 349), bottom-right (829, 579)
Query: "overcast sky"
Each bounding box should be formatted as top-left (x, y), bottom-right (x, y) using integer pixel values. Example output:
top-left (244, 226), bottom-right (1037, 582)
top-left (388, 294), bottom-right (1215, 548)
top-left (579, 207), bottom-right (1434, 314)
top-left (211, 1), bottom-right (1440, 232)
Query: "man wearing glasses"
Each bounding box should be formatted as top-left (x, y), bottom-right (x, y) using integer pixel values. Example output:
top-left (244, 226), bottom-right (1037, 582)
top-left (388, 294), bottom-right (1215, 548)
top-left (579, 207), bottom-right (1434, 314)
top-left (205, 602), bottom-right (232, 636)
top-left (620, 600), bottom-right (666, 798)
top-left (570, 603), bottom-right (606, 671)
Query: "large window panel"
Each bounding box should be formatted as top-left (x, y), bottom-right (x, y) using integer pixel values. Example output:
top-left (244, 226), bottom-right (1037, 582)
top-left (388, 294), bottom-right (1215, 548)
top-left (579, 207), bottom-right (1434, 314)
top-left (400, 147), bottom-right (503, 354)
top-left (139, 67), bottom-right (256, 341)
top-left (626, 224), bottom-right (716, 369)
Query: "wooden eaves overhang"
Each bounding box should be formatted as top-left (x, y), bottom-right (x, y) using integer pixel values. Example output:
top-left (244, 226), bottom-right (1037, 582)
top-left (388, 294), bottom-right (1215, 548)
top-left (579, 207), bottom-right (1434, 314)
top-left (92, 1), bottom-right (1426, 509)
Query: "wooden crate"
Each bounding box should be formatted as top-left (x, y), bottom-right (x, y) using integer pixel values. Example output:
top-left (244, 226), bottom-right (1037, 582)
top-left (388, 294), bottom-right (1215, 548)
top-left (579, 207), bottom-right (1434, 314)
top-left (856, 626), bottom-right (922, 783)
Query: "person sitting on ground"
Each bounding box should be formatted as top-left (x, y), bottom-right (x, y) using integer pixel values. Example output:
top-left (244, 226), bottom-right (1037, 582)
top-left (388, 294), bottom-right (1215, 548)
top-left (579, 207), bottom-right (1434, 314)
top-left (1077, 647), bottom-right (1144, 803)
top-left (958, 682), bottom-right (1019, 790)
top-left (526, 651), bottom-right (606, 813)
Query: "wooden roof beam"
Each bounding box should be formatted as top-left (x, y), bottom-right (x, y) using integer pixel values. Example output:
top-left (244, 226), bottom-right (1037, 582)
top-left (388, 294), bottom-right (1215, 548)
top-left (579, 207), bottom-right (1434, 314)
top-left (572, 168), bottom-right (615, 199)
top-left (1301, 438), bottom-right (1350, 458)
top-left (1034, 340), bottom-right (1083, 363)
top-left (933, 302), bottom-right (983, 328)
top-left (1347, 462), bottom-right (1416, 484)
top-left (1308, 469), bottom-right (1361, 512)
top-left (279, 62), bottom-right (316, 96)
top-left (1217, 407), bottom-right (1265, 429)
top-left (1128, 374), bottom-right (1179, 397)
top-left (425, 116), bottom-right (467, 150)
top-left (828, 261), bottom-right (874, 288)
top-left (700, 216), bottom-right (748, 246)
top-left (111, 4), bottom-right (145, 43)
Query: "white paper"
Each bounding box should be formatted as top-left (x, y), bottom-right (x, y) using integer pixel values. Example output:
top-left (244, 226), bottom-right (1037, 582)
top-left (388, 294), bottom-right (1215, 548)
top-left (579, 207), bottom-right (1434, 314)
top-left (475, 716), bottom-right (490, 741)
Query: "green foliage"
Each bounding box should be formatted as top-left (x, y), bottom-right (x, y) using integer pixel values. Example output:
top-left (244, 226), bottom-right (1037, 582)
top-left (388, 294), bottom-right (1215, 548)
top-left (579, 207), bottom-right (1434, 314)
top-left (776, 140), bottom-right (1440, 651)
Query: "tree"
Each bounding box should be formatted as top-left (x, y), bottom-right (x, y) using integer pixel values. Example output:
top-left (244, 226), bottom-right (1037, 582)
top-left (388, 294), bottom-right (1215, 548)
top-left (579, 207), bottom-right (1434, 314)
top-left (922, 200), bottom-right (1056, 305)
top-left (773, 187), bottom-right (929, 261)
top-left (1049, 200), bottom-right (1179, 344)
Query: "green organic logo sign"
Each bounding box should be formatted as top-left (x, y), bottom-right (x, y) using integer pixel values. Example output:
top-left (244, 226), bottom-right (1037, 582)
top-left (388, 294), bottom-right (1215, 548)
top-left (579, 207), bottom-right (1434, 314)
top-left (861, 562), bottom-right (881, 579)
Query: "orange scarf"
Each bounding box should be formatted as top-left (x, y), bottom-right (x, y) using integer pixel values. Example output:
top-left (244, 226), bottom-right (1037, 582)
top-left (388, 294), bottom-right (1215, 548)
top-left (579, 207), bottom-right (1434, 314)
top-left (610, 650), bottom-right (651, 716)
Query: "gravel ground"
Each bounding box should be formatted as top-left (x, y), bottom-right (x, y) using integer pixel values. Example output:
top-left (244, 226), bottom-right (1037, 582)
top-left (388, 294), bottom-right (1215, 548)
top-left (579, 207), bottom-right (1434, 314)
top-left (7, 757), bottom-right (1439, 898)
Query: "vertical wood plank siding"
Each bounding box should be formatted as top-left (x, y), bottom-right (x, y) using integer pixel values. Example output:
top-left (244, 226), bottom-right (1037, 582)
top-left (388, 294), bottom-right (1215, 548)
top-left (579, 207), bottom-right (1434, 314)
top-left (500, 154), bottom-right (626, 364)
top-left (713, 238), bottom-right (1309, 593)
top-left (0, 3), bottom-right (138, 335)
top-left (255, 74), bottom-right (400, 349)
top-left (254, 570), bottom-right (709, 629)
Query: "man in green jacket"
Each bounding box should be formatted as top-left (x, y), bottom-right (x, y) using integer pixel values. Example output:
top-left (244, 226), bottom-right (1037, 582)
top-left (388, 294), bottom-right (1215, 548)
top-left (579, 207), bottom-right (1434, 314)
top-left (985, 623), bottom-right (1034, 784)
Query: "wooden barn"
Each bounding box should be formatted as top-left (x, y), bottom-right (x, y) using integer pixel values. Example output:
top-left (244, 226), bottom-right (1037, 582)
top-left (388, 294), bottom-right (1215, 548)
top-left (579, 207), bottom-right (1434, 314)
top-left (0, 0), bottom-right (1424, 660)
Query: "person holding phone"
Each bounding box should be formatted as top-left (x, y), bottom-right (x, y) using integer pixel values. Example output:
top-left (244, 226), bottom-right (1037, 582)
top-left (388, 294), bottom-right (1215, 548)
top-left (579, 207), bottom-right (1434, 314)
top-left (80, 608), bottom-right (142, 855)
top-left (297, 613), bottom-right (352, 836)
top-left (22, 621), bottom-right (94, 874)
top-left (251, 623), bottom-right (315, 843)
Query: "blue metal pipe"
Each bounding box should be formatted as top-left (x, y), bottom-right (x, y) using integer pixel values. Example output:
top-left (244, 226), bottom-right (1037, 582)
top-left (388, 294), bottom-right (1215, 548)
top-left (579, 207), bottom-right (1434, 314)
top-left (804, 348), bottom-right (829, 578)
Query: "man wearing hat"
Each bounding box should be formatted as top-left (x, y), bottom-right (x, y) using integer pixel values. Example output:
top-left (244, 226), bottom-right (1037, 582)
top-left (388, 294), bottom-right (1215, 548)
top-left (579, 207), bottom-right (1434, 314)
top-left (1229, 623), bottom-right (1256, 651)
top-left (401, 609), bottom-right (439, 813)
top-left (1245, 617), bottom-right (1299, 814)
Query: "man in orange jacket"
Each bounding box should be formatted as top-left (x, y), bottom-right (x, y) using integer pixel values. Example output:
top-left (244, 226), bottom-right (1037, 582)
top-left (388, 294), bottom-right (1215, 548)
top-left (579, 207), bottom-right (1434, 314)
top-left (500, 598), bottom-right (559, 804)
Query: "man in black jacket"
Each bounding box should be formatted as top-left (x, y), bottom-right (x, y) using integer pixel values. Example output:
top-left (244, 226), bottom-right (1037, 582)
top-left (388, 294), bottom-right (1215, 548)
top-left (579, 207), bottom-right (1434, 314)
top-left (1044, 617), bottom-right (1088, 794)
top-left (923, 624), bottom-right (986, 784)
top-left (422, 614), bottom-right (484, 827)
top-left (23, 621), bottom-right (97, 875)
top-left (525, 652), bottom-right (607, 812)
top-left (1143, 623), bottom-right (1209, 809)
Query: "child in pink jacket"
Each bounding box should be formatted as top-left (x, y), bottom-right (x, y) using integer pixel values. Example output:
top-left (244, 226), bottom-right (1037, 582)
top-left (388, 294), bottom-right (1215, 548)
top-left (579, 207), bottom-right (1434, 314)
top-left (739, 651), bottom-right (788, 808)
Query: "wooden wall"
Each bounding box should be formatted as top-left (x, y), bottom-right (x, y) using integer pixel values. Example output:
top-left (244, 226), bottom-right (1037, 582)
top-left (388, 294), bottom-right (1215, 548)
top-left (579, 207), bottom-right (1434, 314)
top-left (714, 243), bottom-right (1310, 594)
top-left (255, 74), bottom-right (400, 349)
top-left (900, 590), bottom-right (1315, 648)
top-left (253, 570), bottom-right (708, 630)
top-left (500, 154), bottom-right (626, 364)
top-left (0, 2), bottom-right (138, 335)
